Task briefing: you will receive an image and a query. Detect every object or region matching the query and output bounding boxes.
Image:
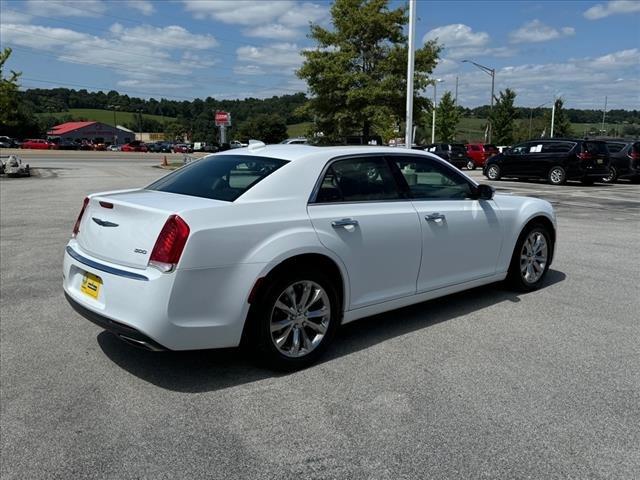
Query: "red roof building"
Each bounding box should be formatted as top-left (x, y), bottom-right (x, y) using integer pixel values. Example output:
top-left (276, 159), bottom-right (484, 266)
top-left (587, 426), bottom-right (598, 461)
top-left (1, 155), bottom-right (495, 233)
top-left (47, 121), bottom-right (134, 145)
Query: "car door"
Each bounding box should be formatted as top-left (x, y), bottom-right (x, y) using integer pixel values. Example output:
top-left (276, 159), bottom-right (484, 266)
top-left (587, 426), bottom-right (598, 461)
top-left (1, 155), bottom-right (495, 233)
top-left (307, 155), bottom-right (422, 310)
top-left (502, 142), bottom-right (532, 177)
top-left (389, 155), bottom-right (503, 292)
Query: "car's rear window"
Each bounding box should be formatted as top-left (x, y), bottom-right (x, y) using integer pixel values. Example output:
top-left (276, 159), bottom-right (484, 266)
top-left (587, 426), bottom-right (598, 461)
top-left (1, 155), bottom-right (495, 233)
top-left (483, 144), bottom-right (497, 151)
top-left (450, 144), bottom-right (466, 153)
top-left (147, 155), bottom-right (288, 202)
top-left (606, 143), bottom-right (627, 153)
top-left (584, 142), bottom-right (609, 155)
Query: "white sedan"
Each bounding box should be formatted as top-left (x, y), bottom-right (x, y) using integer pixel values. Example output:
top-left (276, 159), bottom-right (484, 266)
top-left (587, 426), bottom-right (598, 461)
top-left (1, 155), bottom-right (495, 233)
top-left (63, 143), bottom-right (556, 369)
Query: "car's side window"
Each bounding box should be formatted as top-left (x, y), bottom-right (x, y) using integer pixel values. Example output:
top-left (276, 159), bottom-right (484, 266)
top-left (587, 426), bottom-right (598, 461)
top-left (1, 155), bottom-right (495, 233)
top-left (392, 156), bottom-right (474, 200)
top-left (542, 142), bottom-right (574, 153)
top-left (511, 143), bottom-right (530, 154)
top-left (315, 156), bottom-right (401, 203)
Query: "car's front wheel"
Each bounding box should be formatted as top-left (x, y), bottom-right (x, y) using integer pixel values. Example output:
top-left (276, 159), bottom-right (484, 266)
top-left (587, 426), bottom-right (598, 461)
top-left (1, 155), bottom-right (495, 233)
top-left (250, 270), bottom-right (339, 370)
top-left (486, 164), bottom-right (501, 180)
top-left (507, 223), bottom-right (552, 292)
top-left (466, 160), bottom-right (476, 170)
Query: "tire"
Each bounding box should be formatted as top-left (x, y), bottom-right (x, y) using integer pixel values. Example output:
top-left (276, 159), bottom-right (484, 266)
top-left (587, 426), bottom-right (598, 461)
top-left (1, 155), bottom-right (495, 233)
top-left (466, 160), bottom-right (476, 170)
top-left (486, 164), bottom-right (501, 180)
top-left (548, 166), bottom-right (566, 185)
top-left (249, 268), bottom-right (340, 370)
top-left (602, 166), bottom-right (617, 184)
top-left (581, 177), bottom-right (595, 185)
top-left (506, 223), bottom-right (553, 292)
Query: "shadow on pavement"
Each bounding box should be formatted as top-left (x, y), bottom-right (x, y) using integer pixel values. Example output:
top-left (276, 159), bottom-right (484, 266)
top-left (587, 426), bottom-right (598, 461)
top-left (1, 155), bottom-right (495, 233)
top-left (98, 269), bottom-right (566, 393)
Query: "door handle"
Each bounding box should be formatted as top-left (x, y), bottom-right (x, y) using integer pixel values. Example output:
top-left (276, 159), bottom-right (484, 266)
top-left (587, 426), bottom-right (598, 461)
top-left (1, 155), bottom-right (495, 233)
top-left (425, 213), bottom-right (445, 222)
top-left (331, 218), bottom-right (359, 228)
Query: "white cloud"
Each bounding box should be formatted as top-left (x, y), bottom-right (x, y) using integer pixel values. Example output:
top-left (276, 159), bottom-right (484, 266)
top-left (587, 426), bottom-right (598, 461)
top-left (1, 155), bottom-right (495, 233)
top-left (243, 24), bottom-right (300, 40)
top-left (182, 0), bottom-right (293, 25)
top-left (25, 0), bottom-right (106, 17)
top-left (233, 65), bottom-right (267, 76)
top-left (584, 0), bottom-right (640, 20)
top-left (236, 43), bottom-right (302, 69)
top-left (422, 24), bottom-right (514, 59)
top-left (279, 2), bottom-right (328, 27)
top-left (127, 0), bottom-right (155, 16)
top-left (1, 9), bottom-right (33, 24)
top-left (117, 79), bottom-right (191, 90)
top-left (110, 23), bottom-right (219, 49)
top-left (509, 20), bottom-right (576, 44)
top-left (423, 24), bottom-right (489, 48)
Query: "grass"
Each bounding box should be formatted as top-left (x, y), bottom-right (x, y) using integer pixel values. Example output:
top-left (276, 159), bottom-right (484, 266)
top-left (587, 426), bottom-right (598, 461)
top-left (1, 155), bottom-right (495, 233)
top-left (36, 108), bottom-right (174, 125)
top-left (286, 122), bottom-right (312, 137)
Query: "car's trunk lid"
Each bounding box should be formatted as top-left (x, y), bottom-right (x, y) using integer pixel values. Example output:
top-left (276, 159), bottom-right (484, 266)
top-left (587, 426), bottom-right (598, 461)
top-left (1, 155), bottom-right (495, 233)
top-left (76, 189), bottom-right (226, 269)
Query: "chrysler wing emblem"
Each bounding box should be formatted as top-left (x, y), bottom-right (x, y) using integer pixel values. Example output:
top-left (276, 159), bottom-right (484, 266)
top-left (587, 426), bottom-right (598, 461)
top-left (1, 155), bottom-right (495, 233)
top-left (92, 217), bottom-right (119, 227)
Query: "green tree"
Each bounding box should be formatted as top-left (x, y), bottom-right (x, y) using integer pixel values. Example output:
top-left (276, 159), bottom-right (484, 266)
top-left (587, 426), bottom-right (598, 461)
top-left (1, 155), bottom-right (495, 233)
top-left (490, 88), bottom-right (517, 144)
top-left (435, 91), bottom-right (459, 142)
top-left (0, 48), bottom-right (41, 138)
top-left (544, 98), bottom-right (573, 137)
top-left (237, 113), bottom-right (288, 144)
top-left (297, 0), bottom-right (440, 143)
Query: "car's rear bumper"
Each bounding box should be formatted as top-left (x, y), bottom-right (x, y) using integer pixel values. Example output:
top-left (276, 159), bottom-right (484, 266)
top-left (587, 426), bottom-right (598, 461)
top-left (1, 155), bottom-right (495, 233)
top-left (63, 242), bottom-right (265, 350)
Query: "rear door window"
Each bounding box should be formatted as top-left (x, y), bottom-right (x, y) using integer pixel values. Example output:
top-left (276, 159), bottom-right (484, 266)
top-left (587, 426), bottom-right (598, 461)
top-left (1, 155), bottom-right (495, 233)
top-left (147, 155), bottom-right (288, 202)
top-left (606, 143), bottom-right (626, 154)
top-left (315, 156), bottom-right (402, 203)
top-left (584, 142), bottom-right (609, 155)
top-left (392, 156), bottom-right (474, 200)
top-left (542, 142), bottom-right (575, 153)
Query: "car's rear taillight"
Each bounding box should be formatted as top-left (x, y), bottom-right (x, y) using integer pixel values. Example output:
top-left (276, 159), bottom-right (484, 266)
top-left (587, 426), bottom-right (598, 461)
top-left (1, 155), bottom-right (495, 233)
top-left (630, 151), bottom-right (640, 160)
top-left (149, 215), bottom-right (190, 272)
top-left (72, 197), bottom-right (89, 238)
top-left (578, 151), bottom-right (593, 161)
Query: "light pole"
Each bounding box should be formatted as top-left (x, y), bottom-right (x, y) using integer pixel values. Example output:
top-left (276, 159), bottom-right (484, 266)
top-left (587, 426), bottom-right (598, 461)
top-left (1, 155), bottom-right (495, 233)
top-left (601, 95), bottom-right (608, 135)
top-left (108, 104), bottom-right (118, 145)
top-left (136, 109), bottom-right (143, 141)
top-left (404, 0), bottom-right (416, 148)
top-left (431, 79), bottom-right (444, 143)
top-left (529, 102), bottom-right (549, 139)
top-left (462, 59), bottom-right (495, 142)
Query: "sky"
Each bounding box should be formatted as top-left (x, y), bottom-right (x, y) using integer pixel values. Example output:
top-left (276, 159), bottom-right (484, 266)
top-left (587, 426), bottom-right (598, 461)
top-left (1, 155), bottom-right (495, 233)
top-left (0, 0), bottom-right (639, 109)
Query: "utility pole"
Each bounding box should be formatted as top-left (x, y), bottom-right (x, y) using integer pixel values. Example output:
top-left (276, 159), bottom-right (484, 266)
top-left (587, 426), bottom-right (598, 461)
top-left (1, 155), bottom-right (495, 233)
top-left (462, 59), bottom-right (495, 142)
top-left (601, 95), bottom-right (607, 135)
top-left (404, 0), bottom-right (416, 148)
top-left (529, 102), bottom-right (549, 139)
top-left (108, 104), bottom-right (118, 145)
top-left (431, 79), bottom-right (443, 143)
top-left (550, 100), bottom-right (556, 139)
top-left (454, 76), bottom-right (459, 105)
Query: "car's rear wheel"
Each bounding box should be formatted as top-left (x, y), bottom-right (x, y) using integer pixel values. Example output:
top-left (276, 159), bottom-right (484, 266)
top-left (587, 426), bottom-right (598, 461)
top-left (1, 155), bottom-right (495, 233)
top-left (250, 269), bottom-right (339, 370)
top-left (602, 166), bottom-right (617, 184)
top-left (548, 166), bottom-right (566, 185)
top-left (486, 164), bottom-right (501, 180)
top-left (506, 223), bottom-right (552, 292)
top-left (466, 160), bottom-right (476, 170)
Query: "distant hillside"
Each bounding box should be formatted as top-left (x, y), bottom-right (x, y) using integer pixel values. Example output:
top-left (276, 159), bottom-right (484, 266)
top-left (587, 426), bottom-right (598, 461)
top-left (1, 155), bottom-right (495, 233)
top-left (35, 108), bottom-right (173, 125)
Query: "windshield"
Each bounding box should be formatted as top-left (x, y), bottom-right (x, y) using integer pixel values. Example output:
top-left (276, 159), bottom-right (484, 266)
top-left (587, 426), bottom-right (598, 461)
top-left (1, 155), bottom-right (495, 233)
top-left (147, 155), bottom-right (288, 202)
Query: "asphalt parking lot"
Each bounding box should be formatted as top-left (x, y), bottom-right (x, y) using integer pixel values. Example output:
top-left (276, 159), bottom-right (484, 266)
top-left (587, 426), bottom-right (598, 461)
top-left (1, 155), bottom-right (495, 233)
top-left (1, 152), bottom-right (639, 479)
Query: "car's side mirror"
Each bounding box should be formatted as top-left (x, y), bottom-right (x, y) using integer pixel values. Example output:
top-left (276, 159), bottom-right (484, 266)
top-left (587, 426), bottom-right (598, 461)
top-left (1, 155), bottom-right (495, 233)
top-left (475, 183), bottom-right (495, 200)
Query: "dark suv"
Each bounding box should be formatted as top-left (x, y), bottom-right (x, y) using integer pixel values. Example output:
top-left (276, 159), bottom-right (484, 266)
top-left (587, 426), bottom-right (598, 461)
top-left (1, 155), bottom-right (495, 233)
top-left (416, 143), bottom-right (468, 169)
top-left (483, 139), bottom-right (610, 185)
top-left (603, 141), bottom-right (640, 183)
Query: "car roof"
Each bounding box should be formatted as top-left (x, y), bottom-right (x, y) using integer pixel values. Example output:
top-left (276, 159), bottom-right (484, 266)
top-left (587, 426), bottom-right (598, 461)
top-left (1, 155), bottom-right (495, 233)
top-left (210, 145), bottom-right (433, 162)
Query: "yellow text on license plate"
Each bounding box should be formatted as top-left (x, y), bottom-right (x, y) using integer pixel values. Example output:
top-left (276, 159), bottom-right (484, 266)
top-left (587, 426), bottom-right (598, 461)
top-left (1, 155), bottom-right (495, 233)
top-left (80, 272), bottom-right (102, 299)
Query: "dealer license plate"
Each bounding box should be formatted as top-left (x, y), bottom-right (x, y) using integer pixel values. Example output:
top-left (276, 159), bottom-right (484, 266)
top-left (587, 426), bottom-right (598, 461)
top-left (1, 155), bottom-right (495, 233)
top-left (80, 272), bottom-right (102, 299)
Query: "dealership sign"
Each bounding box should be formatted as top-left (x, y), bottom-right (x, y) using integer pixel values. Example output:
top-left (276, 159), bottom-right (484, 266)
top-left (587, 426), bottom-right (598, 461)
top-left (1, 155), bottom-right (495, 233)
top-left (215, 111), bottom-right (231, 126)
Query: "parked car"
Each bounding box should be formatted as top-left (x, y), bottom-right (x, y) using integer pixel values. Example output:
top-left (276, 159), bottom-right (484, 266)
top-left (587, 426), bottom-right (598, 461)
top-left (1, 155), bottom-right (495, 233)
top-left (121, 141), bottom-right (148, 152)
top-left (417, 143), bottom-right (468, 169)
top-left (484, 139), bottom-right (610, 185)
top-left (63, 145), bottom-right (556, 369)
top-left (0, 136), bottom-right (19, 148)
top-left (230, 140), bottom-right (248, 149)
top-left (280, 137), bottom-right (309, 145)
top-left (108, 145), bottom-right (121, 151)
top-left (193, 142), bottom-right (219, 152)
top-left (172, 143), bottom-right (192, 153)
top-left (51, 140), bottom-right (80, 150)
top-left (1, 155), bottom-right (30, 177)
top-left (147, 141), bottom-right (164, 153)
top-left (466, 143), bottom-right (499, 170)
top-left (602, 141), bottom-right (640, 183)
top-left (21, 139), bottom-right (53, 149)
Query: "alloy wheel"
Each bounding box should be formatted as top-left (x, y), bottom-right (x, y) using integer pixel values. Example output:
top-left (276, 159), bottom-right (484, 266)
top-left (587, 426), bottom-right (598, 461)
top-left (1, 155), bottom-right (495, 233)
top-left (487, 165), bottom-right (500, 180)
top-left (549, 168), bottom-right (564, 185)
top-left (603, 167), bottom-right (617, 183)
top-left (269, 280), bottom-right (331, 358)
top-left (520, 231), bottom-right (548, 284)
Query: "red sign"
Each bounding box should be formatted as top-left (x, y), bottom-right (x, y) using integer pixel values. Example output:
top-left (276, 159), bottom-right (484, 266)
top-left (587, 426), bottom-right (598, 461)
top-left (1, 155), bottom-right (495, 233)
top-left (215, 111), bottom-right (231, 126)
